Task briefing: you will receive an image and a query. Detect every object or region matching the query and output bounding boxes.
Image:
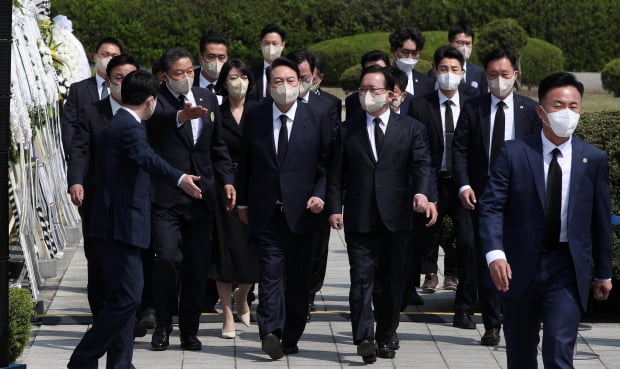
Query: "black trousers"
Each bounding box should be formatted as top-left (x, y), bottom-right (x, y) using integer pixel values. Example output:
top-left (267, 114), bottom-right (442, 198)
top-left (254, 207), bottom-right (313, 347)
top-left (151, 195), bottom-right (212, 336)
top-left (345, 222), bottom-right (408, 345)
top-left (68, 239), bottom-right (142, 369)
top-left (308, 212), bottom-right (331, 302)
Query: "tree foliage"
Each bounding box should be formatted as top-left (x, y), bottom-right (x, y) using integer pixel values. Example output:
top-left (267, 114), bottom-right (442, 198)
top-left (520, 38), bottom-right (564, 90)
top-left (601, 58), bottom-right (620, 97)
top-left (476, 18), bottom-right (528, 63)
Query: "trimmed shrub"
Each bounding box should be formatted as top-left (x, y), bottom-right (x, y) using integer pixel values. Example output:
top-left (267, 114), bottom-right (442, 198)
top-left (601, 58), bottom-right (620, 97)
top-left (476, 18), bottom-right (529, 63)
top-left (9, 287), bottom-right (34, 363)
top-left (339, 59), bottom-right (433, 94)
top-left (574, 110), bottom-right (620, 279)
top-left (520, 38), bottom-right (564, 90)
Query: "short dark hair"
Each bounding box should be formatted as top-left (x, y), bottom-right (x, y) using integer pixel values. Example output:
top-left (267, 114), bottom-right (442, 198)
top-left (151, 57), bottom-right (164, 75)
top-left (285, 50), bottom-right (316, 73)
top-left (448, 25), bottom-right (475, 42)
top-left (161, 47), bottom-right (194, 73)
top-left (199, 31), bottom-right (229, 54)
top-left (260, 24), bottom-right (286, 42)
top-left (360, 50), bottom-right (390, 69)
top-left (387, 66), bottom-right (407, 92)
top-left (483, 48), bottom-right (517, 70)
top-left (106, 54), bottom-right (140, 78)
top-left (95, 37), bottom-right (123, 54)
top-left (214, 59), bottom-right (257, 99)
top-left (266, 57), bottom-right (300, 83)
top-left (433, 45), bottom-right (464, 69)
top-left (121, 70), bottom-right (159, 106)
top-left (389, 27), bottom-right (426, 51)
top-left (359, 65), bottom-right (395, 92)
top-left (538, 72), bottom-right (584, 102)
top-left (312, 52), bottom-right (325, 74)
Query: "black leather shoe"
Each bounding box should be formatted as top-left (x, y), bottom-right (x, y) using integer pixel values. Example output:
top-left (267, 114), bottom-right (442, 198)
top-left (357, 339), bottom-right (377, 364)
top-left (480, 327), bottom-right (501, 346)
top-left (262, 333), bottom-right (284, 360)
top-left (139, 310), bottom-right (156, 330)
top-left (387, 333), bottom-right (400, 350)
top-left (453, 312), bottom-right (476, 329)
top-left (377, 343), bottom-right (396, 359)
top-left (283, 345), bottom-right (299, 355)
top-left (134, 320), bottom-right (147, 338)
top-left (180, 335), bottom-right (202, 350)
top-left (151, 324), bottom-right (172, 351)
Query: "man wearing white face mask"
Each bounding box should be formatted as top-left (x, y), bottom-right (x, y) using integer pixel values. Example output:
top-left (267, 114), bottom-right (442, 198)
top-left (237, 57), bottom-right (333, 360)
top-left (453, 48), bottom-right (541, 347)
top-left (145, 47), bottom-right (236, 352)
top-left (389, 27), bottom-right (434, 98)
top-left (193, 31), bottom-right (229, 105)
top-left (327, 65), bottom-right (432, 364)
top-left (61, 37), bottom-right (122, 161)
top-left (250, 24), bottom-right (286, 102)
top-left (479, 72), bottom-right (612, 369)
top-left (407, 46), bottom-right (479, 330)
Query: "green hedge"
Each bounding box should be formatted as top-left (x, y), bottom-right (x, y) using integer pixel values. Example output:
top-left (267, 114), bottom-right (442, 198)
top-left (339, 59), bottom-right (433, 94)
top-left (9, 287), bottom-right (34, 363)
top-left (601, 58), bottom-right (620, 97)
top-left (520, 38), bottom-right (564, 89)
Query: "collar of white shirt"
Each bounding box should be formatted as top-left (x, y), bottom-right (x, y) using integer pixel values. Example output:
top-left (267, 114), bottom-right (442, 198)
top-left (365, 108), bottom-right (391, 130)
top-left (120, 106), bottom-right (142, 123)
top-left (438, 88), bottom-right (460, 107)
top-left (541, 130), bottom-right (572, 157)
top-left (272, 101), bottom-right (298, 123)
top-left (110, 96), bottom-right (122, 115)
top-left (490, 91), bottom-right (514, 108)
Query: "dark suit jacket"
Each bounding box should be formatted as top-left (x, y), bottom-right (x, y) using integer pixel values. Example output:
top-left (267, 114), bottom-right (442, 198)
top-left (327, 111), bottom-right (431, 233)
top-left (478, 134), bottom-right (612, 310)
top-left (250, 63), bottom-right (267, 102)
top-left (427, 61), bottom-right (488, 95)
top-left (145, 85), bottom-right (234, 210)
top-left (219, 99), bottom-right (259, 166)
top-left (317, 89), bottom-right (342, 115)
top-left (238, 101), bottom-right (332, 233)
top-left (61, 76), bottom-right (99, 159)
top-left (452, 93), bottom-right (541, 197)
top-left (67, 97), bottom-right (113, 190)
top-left (89, 109), bottom-right (183, 249)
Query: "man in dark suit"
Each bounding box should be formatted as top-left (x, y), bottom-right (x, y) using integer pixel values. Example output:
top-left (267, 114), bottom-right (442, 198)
top-left (427, 26), bottom-right (488, 95)
top-left (61, 37), bottom-right (122, 160)
top-left (67, 70), bottom-right (203, 369)
top-left (345, 50), bottom-right (390, 120)
top-left (389, 27), bottom-right (434, 98)
top-left (408, 46), bottom-right (479, 327)
top-left (388, 66), bottom-right (414, 116)
top-left (145, 47), bottom-right (235, 352)
top-left (479, 72), bottom-right (613, 369)
top-left (250, 24), bottom-right (286, 102)
top-left (237, 57), bottom-right (332, 360)
top-left (310, 52), bottom-right (343, 117)
top-left (67, 54), bottom-right (138, 323)
top-left (452, 48), bottom-right (541, 346)
top-left (328, 65), bottom-right (431, 363)
top-left (193, 31), bottom-right (228, 104)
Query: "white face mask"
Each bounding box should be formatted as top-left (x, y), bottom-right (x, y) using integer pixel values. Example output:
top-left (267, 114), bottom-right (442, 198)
top-left (456, 45), bottom-right (472, 60)
top-left (395, 57), bottom-right (418, 73)
top-left (95, 56), bottom-right (111, 76)
top-left (299, 79), bottom-right (313, 97)
top-left (542, 107), bottom-right (580, 138)
top-left (488, 75), bottom-right (516, 98)
top-left (271, 84), bottom-right (299, 106)
top-left (109, 83), bottom-right (122, 102)
top-left (390, 95), bottom-right (403, 109)
top-left (309, 81), bottom-right (321, 92)
top-left (167, 75), bottom-right (193, 95)
top-left (145, 97), bottom-right (157, 119)
top-left (262, 45), bottom-right (283, 63)
top-left (202, 60), bottom-right (223, 80)
top-left (226, 78), bottom-right (249, 99)
top-left (359, 91), bottom-right (387, 113)
top-left (437, 72), bottom-right (462, 91)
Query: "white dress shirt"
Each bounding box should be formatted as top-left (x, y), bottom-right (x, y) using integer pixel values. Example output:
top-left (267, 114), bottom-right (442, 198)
top-left (365, 109), bottom-right (391, 161)
top-left (438, 90), bottom-right (461, 171)
top-left (272, 102), bottom-right (297, 153)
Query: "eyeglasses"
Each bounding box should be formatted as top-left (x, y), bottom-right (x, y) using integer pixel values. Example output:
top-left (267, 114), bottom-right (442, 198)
top-left (358, 87), bottom-right (386, 95)
top-left (452, 40), bottom-right (473, 47)
top-left (398, 48), bottom-right (420, 58)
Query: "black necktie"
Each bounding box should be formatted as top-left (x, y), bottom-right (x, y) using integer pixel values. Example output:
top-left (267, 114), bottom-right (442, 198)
top-left (490, 100), bottom-right (505, 165)
top-left (278, 114), bottom-right (288, 164)
top-left (373, 117), bottom-right (384, 158)
top-left (100, 81), bottom-right (108, 100)
top-left (207, 83), bottom-right (215, 93)
top-left (444, 101), bottom-right (455, 174)
top-left (543, 148), bottom-right (562, 249)
top-left (177, 94), bottom-right (186, 110)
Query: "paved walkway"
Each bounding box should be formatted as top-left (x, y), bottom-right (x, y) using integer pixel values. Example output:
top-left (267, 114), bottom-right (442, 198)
top-left (18, 230), bottom-right (620, 368)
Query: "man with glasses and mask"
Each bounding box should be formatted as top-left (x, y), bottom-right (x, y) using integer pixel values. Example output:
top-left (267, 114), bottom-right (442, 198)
top-left (327, 65), bottom-right (431, 364)
top-left (237, 57), bottom-right (333, 360)
top-left (389, 27), bottom-right (433, 98)
top-left (453, 48), bottom-right (540, 347)
top-left (193, 31), bottom-right (229, 105)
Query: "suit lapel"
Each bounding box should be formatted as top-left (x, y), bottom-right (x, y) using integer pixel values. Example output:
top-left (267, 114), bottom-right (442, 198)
top-left (160, 86), bottom-right (195, 149)
top-left (429, 93), bottom-right (444, 152)
top-left (354, 114), bottom-right (376, 164)
top-left (88, 76), bottom-right (100, 102)
top-left (480, 94), bottom-right (492, 164)
top-left (379, 112), bottom-right (400, 162)
top-left (567, 139), bottom-right (586, 224)
top-left (524, 135), bottom-right (546, 209)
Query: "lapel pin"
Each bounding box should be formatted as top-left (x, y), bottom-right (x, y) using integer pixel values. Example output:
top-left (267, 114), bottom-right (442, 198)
top-left (199, 97), bottom-right (203, 102)
top-left (583, 158), bottom-right (588, 163)
top-left (210, 112), bottom-right (215, 122)
top-left (519, 105), bottom-right (524, 109)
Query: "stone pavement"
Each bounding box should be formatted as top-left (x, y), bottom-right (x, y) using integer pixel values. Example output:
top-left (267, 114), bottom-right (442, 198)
top-left (18, 230), bottom-right (620, 368)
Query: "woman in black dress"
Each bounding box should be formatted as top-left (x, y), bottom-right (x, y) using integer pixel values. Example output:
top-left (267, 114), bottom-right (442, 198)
top-left (211, 59), bottom-right (259, 338)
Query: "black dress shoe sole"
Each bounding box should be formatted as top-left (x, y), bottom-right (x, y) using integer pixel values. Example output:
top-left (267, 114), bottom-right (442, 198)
top-left (262, 333), bottom-right (284, 360)
top-left (134, 322), bottom-right (147, 338)
top-left (362, 354), bottom-right (377, 364)
top-left (452, 316), bottom-right (476, 330)
top-left (480, 337), bottom-right (500, 346)
top-left (377, 347), bottom-right (396, 359)
top-left (151, 343), bottom-right (169, 351)
top-left (357, 340), bottom-right (375, 357)
top-left (283, 345), bottom-right (299, 355)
